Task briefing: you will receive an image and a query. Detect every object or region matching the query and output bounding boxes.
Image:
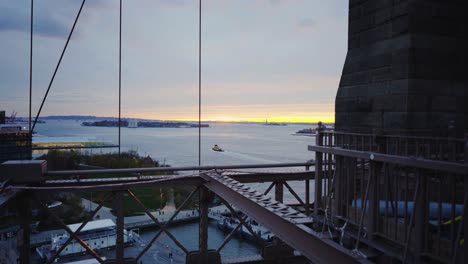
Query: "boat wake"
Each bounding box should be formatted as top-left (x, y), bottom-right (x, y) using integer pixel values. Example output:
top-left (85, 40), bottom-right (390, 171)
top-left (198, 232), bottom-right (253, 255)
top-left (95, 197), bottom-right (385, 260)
top-left (219, 150), bottom-right (279, 164)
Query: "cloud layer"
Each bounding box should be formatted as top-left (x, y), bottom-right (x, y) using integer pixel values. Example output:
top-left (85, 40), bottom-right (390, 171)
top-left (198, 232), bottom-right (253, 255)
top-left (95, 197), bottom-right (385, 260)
top-left (0, 0), bottom-right (348, 122)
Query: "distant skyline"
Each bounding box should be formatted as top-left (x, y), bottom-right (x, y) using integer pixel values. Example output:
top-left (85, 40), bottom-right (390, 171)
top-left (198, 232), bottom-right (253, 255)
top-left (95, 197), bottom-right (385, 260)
top-left (0, 0), bottom-right (348, 123)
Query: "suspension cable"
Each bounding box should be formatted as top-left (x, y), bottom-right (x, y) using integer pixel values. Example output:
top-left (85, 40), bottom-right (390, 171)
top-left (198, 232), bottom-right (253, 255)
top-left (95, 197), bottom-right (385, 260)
top-left (31, 0), bottom-right (87, 133)
top-left (118, 0), bottom-right (122, 155)
top-left (198, 0), bottom-right (202, 166)
top-left (29, 0), bottom-right (33, 132)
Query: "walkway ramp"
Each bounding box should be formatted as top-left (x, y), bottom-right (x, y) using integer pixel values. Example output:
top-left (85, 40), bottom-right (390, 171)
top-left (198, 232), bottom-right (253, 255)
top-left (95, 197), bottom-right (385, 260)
top-left (201, 171), bottom-right (362, 264)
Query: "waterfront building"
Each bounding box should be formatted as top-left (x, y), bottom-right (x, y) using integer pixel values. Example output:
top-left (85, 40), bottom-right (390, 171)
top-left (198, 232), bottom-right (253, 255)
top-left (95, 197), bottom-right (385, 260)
top-left (128, 119), bottom-right (138, 128)
top-left (0, 127), bottom-right (32, 163)
top-left (0, 111), bottom-right (5, 124)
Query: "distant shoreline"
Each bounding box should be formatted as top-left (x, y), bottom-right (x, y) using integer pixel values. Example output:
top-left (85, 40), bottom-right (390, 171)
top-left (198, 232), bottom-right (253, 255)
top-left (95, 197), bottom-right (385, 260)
top-left (33, 115), bottom-right (333, 126)
top-left (82, 120), bottom-right (209, 128)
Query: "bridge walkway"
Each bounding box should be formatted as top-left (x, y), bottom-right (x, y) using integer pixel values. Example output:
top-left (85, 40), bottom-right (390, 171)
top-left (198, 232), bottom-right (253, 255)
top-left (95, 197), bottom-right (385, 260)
top-left (201, 170), bottom-right (363, 264)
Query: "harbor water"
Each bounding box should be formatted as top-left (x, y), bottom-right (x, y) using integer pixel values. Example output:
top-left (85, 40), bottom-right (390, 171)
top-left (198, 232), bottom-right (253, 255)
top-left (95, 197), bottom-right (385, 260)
top-left (34, 120), bottom-right (315, 168)
top-left (34, 120), bottom-right (316, 203)
top-left (32, 120), bottom-right (317, 261)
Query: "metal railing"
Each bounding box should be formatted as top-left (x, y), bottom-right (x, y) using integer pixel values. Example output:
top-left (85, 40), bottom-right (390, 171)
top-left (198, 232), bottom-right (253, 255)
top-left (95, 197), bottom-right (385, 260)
top-left (1, 162), bottom-right (316, 264)
top-left (46, 162), bottom-right (314, 176)
top-left (309, 129), bottom-right (468, 263)
top-left (5, 131), bottom-right (466, 264)
top-left (319, 131), bottom-right (466, 162)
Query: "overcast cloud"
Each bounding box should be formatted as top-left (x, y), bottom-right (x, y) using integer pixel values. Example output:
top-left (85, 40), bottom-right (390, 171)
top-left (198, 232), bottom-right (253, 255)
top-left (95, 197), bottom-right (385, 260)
top-left (0, 0), bottom-right (348, 122)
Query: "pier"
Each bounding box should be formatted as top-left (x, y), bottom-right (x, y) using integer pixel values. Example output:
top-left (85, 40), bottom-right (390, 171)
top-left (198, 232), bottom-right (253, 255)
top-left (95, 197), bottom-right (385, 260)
top-left (28, 204), bottom-right (266, 248)
top-left (29, 211), bottom-right (201, 248)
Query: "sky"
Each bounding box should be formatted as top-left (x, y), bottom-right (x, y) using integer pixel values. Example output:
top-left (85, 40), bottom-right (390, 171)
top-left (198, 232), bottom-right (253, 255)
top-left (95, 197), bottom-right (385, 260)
top-left (0, 0), bottom-right (348, 123)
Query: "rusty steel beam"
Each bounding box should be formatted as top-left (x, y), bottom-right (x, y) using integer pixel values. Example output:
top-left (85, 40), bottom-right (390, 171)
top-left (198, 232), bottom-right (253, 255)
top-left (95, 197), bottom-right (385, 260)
top-left (46, 162), bottom-right (314, 176)
top-left (284, 181), bottom-right (305, 207)
top-left (12, 175), bottom-right (201, 191)
top-left (275, 181), bottom-right (284, 203)
top-left (199, 187), bottom-right (210, 253)
top-left (0, 189), bottom-right (20, 209)
top-left (11, 171), bottom-right (313, 192)
top-left (226, 170), bottom-right (314, 183)
top-left (305, 165), bottom-right (311, 216)
top-left (114, 191), bottom-right (124, 261)
top-left (17, 193), bottom-right (31, 264)
top-left (42, 170), bottom-right (312, 184)
top-left (126, 190), bottom-right (189, 254)
top-left (200, 172), bottom-right (362, 264)
top-left (263, 182), bottom-right (275, 196)
top-left (315, 130), bottom-right (324, 216)
top-left (463, 136), bottom-right (468, 264)
top-left (216, 216), bottom-right (246, 252)
top-left (218, 195), bottom-right (264, 245)
top-left (136, 187), bottom-right (199, 260)
top-left (308, 145), bottom-right (468, 174)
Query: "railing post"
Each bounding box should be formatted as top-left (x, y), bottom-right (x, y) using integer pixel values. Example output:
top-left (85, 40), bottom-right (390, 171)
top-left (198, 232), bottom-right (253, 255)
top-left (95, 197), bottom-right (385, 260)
top-left (275, 181), bottom-right (284, 203)
top-left (367, 161), bottom-right (379, 240)
top-left (17, 192), bottom-right (31, 264)
top-left (414, 170), bottom-right (427, 263)
top-left (114, 191), bottom-right (124, 261)
top-left (199, 186), bottom-right (209, 254)
top-left (305, 165), bottom-right (310, 216)
top-left (187, 186), bottom-right (220, 264)
top-left (314, 124), bottom-right (324, 216)
top-left (333, 156), bottom-right (342, 216)
top-left (463, 134), bottom-right (468, 263)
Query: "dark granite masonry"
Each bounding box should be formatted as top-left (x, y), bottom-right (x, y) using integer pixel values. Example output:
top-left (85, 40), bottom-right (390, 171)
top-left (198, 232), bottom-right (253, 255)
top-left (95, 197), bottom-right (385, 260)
top-left (335, 0), bottom-right (468, 136)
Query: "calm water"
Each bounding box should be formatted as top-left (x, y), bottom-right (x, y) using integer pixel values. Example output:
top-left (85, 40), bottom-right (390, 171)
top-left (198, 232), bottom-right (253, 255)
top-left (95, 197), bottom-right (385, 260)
top-left (34, 120), bottom-right (317, 259)
top-left (34, 120), bottom-right (315, 167)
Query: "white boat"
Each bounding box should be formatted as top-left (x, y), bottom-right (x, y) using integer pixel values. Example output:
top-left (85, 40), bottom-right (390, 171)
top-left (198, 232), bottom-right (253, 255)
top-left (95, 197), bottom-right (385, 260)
top-left (36, 219), bottom-right (134, 261)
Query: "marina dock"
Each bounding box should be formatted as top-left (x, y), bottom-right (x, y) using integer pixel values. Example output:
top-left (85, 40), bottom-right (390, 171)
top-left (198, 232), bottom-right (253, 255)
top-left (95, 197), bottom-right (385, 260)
top-left (30, 209), bottom-right (200, 248)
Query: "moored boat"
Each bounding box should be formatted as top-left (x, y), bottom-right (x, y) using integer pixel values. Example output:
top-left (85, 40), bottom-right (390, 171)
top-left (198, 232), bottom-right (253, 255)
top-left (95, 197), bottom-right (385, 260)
top-left (36, 219), bottom-right (135, 261)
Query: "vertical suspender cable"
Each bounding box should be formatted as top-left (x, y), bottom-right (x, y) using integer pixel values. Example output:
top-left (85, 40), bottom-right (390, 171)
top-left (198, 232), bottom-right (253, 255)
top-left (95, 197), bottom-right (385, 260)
top-left (29, 0), bottom-right (33, 132)
top-left (197, 0), bottom-right (203, 252)
top-left (198, 0), bottom-right (202, 166)
top-left (118, 0), bottom-right (122, 156)
top-left (31, 0), bottom-right (86, 133)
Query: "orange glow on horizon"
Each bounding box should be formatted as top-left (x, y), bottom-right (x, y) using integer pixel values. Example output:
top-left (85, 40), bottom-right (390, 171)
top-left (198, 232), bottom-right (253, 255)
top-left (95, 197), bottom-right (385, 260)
top-left (128, 114), bottom-right (335, 124)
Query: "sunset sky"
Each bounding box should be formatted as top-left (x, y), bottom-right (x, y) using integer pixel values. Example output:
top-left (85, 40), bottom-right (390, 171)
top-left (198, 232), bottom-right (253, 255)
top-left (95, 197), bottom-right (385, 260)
top-left (0, 0), bottom-right (348, 123)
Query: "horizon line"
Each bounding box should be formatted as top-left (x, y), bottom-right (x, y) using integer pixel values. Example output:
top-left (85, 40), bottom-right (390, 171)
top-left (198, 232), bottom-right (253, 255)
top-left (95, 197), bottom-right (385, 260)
top-left (35, 115), bottom-right (335, 124)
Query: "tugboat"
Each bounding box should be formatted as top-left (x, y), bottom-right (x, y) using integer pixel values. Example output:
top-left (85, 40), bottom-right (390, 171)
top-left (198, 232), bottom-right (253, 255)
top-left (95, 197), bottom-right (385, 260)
top-left (212, 144), bottom-right (224, 152)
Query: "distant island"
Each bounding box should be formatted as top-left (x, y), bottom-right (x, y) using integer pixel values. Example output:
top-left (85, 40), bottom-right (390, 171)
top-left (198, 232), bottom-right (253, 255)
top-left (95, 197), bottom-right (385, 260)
top-left (41, 115), bottom-right (109, 120)
top-left (82, 120), bottom-right (209, 128)
top-left (35, 115), bottom-right (330, 125)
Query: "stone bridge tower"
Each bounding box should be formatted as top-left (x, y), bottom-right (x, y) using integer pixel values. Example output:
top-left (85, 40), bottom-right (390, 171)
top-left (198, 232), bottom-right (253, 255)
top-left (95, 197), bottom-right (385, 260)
top-left (335, 0), bottom-right (468, 137)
